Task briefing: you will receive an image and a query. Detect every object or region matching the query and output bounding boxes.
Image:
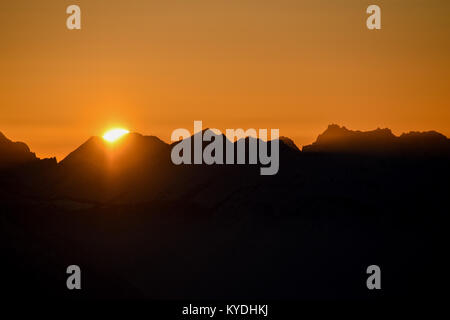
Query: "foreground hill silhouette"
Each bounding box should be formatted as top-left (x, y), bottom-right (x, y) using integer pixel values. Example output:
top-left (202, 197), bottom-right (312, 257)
top-left (0, 125), bottom-right (449, 300)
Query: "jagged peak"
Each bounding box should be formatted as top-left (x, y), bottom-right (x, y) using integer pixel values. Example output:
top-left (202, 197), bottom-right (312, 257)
top-left (303, 124), bottom-right (450, 154)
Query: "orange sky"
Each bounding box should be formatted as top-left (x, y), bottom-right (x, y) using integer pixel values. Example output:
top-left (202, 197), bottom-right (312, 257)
top-left (1, 0), bottom-right (449, 160)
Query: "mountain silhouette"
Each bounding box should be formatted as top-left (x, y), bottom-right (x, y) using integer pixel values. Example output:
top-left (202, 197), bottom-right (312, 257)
top-left (57, 132), bottom-right (172, 202)
top-left (302, 124), bottom-right (450, 155)
top-left (1, 125), bottom-right (449, 300)
top-left (61, 133), bottom-right (170, 169)
top-left (0, 131), bottom-right (38, 169)
top-left (2, 125), bottom-right (450, 204)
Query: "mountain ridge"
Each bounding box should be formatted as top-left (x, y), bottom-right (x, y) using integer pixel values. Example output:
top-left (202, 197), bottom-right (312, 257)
top-left (302, 124), bottom-right (450, 155)
top-left (3, 125), bottom-right (450, 170)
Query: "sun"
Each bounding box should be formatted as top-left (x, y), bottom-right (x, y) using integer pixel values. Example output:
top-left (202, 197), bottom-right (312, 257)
top-left (103, 128), bottom-right (130, 143)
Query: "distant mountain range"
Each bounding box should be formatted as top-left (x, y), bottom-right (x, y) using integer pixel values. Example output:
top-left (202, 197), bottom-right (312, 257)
top-left (1, 124), bottom-right (449, 300)
top-left (302, 124), bottom-right (450, 155)
top-left (2, 124), bottom-right (450, 169)
top-left (1, 124), bottom-right (450, 204)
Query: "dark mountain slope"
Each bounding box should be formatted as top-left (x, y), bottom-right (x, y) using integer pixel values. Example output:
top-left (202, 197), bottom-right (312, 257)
top-left (0, 131), bottom-right (38, 169)
top-left (57, 133), bottom-right (172, 203)
top-left (303, 124), bottom-right (450, 156)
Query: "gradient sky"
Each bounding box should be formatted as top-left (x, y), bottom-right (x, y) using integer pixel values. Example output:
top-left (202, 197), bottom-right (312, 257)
top-left (1, 0), bottom-right (449, 160)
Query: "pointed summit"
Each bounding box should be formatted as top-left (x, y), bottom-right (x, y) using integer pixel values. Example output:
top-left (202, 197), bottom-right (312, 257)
top-left (57, 132), bottom-right (171, 202)
top-left (60, 132), bottom-right (169, 168)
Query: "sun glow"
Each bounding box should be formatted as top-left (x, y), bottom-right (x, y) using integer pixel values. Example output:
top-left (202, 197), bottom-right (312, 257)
top-left (103, 128), bottom-right (130, 143)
